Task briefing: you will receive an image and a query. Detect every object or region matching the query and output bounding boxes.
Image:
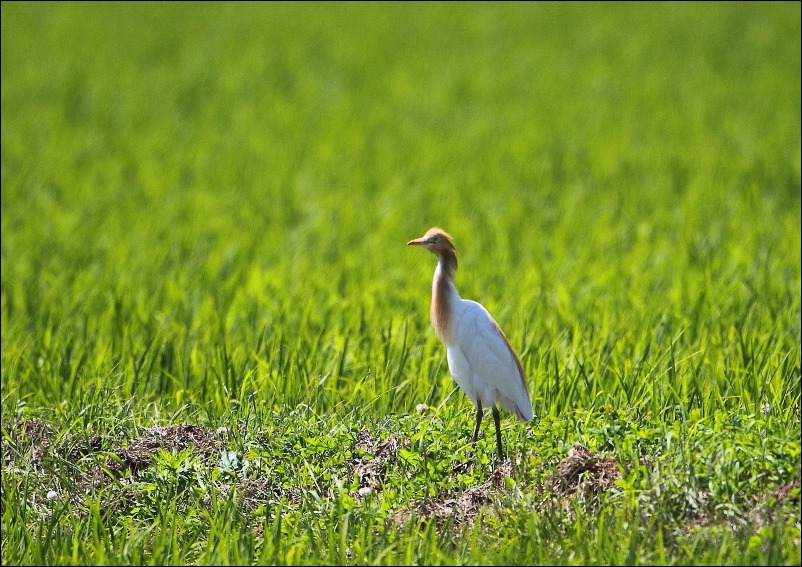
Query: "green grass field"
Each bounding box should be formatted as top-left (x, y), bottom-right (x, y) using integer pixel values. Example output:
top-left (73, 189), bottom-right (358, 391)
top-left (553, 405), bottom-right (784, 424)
top-left (2, 2), bottom-right (800, 565)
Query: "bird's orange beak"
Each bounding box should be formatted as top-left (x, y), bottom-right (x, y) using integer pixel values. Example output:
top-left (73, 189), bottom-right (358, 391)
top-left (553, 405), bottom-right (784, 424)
top-left (407, 236), bottom-right (427, 246)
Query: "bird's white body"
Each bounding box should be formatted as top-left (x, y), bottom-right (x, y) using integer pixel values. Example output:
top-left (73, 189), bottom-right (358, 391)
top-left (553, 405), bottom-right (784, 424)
top-left (434, 263), bottom-right (534, 423)
top-left (408, 227), bottom-right (533, 458)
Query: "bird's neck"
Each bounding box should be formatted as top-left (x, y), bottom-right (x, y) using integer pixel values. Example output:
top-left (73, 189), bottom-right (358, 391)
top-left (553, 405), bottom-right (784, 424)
top-left (431, 249), bottom-right (459, 340)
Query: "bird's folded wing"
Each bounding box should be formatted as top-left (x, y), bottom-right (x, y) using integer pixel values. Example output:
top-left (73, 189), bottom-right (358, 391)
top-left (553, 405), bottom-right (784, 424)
top-left (455, 302), bottom-right (533, 422)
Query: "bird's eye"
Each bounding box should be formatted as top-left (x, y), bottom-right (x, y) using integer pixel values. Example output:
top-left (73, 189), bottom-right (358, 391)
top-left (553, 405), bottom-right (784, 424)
top-left (430, 235), bottom-right (440, 243)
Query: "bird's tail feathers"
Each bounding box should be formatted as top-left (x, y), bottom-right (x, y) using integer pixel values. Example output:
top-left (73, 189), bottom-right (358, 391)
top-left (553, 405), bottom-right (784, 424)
top-left (501, 396), bottom-right (534, 423)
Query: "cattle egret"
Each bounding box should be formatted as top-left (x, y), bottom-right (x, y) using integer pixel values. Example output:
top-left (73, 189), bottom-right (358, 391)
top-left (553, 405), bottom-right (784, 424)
top-left (408, 227), bottom-right (533, 459)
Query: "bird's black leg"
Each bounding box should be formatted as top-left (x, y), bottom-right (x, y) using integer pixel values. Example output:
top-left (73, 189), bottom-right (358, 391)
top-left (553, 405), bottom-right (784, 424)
top-left (471, 401), bottom-right (483, 443)
top-left (492, 406), bottom-right (504, 460)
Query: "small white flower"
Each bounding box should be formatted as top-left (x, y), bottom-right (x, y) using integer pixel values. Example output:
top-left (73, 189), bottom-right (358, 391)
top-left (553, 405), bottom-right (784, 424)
top-left (46, 490), bottom-right (58, 501)
top-left (358, 487), bottom-right (372, 497)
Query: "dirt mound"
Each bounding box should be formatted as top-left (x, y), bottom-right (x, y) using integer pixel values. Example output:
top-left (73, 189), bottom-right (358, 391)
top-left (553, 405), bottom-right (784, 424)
top-left (390, 459), bottom-right (513, 528)
top-left (349, 429), bottom-right (405, 493)
top-left (552, 445), bottom-right (621, 496)
top-left (111, 424), bottom-right (220, 474)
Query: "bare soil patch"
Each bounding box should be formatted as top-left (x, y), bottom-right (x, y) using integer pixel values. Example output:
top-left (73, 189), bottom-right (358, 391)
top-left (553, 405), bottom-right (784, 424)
top-left (109, 424), bottom-right (220, 474)
top-left (391, 445), bottom-right (622, 528)
top-left (390, 459), bottom-right (513, 528)
top-left (552, 444), bottom-right (621, 496)
top-left (348, 429), bottom-right (405, 492)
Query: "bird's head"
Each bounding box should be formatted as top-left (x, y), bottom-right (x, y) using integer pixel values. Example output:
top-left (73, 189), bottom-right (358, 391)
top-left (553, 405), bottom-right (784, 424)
top-left (407, 227), bottom-right (457, 257)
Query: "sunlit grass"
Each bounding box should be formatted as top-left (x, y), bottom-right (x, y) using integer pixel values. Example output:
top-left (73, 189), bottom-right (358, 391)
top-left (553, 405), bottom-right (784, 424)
top-left (2, 2), bottom-right (800, 565)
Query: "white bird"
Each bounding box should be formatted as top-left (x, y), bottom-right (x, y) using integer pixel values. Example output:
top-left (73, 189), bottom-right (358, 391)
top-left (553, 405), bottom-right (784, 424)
top-left (408, 227), bottom-right (533, 459)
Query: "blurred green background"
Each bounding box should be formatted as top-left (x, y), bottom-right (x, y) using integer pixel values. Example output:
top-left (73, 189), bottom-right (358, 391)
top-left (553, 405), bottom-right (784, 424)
top-left (2, 1), bottom-right (800, 417)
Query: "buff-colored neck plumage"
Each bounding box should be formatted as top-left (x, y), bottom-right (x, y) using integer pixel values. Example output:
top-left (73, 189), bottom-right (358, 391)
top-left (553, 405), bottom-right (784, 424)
top-left (429, 231), bottom-right (458, 341)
